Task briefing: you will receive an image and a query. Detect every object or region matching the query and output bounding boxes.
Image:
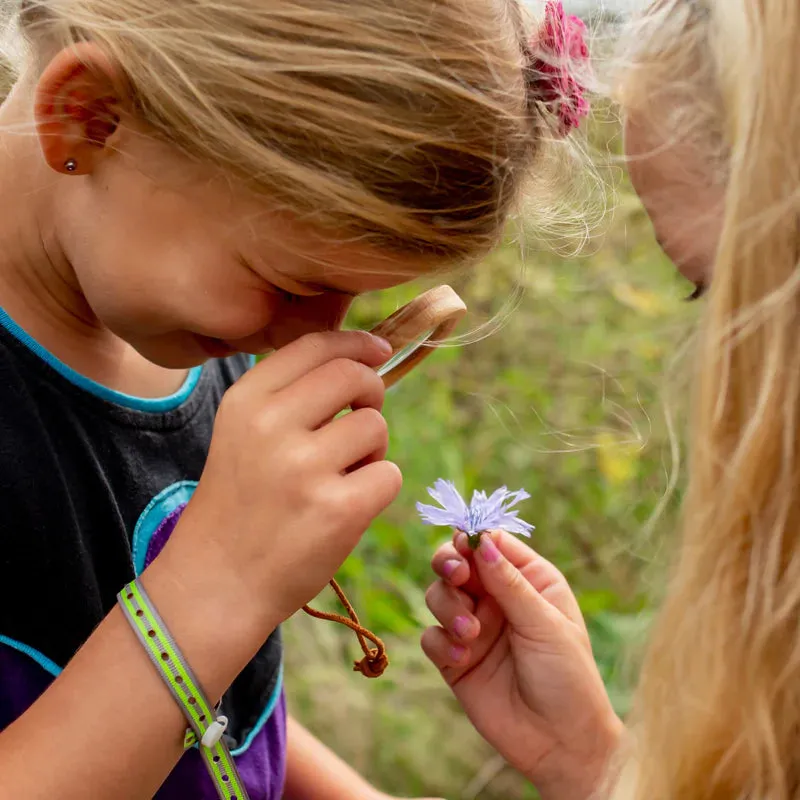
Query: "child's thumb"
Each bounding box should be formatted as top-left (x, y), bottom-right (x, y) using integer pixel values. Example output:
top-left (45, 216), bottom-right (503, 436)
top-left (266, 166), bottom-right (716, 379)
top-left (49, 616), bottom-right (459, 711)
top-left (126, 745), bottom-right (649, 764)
top-left (473, 534), bottom-right (560, 635)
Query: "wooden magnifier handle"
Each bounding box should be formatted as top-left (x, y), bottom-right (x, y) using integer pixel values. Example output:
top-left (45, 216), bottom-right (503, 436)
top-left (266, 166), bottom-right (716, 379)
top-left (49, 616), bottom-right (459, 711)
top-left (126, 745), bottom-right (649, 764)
top-left (369, 285), bottom-right (467, 388)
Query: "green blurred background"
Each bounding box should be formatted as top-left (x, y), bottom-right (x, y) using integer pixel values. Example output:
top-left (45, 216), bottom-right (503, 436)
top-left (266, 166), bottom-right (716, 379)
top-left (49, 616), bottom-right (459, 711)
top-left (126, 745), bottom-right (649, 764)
top-left (283, 118), bottom-right (700, 799)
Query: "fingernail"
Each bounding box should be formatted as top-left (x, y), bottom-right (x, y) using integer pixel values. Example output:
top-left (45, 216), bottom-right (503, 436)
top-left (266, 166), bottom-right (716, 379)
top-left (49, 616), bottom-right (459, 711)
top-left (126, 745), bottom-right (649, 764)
top-left (453, 616), bottom-right (471, 638)
top-left (442, 559), bottom-right (461, 579)
top-left (450, 645), bottom-right (467, 663)
top-left (479, 536), bottom-right (501, 563)
top-left (370, 334), bottom-right (393, 355)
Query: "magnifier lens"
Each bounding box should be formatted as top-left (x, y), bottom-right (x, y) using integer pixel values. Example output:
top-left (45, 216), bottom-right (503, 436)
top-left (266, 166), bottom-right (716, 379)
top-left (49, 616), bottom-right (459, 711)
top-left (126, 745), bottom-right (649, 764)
top-left (368, 285), bottom-right (466, 387)
top-left (376, 329), bottom-right (435, 378)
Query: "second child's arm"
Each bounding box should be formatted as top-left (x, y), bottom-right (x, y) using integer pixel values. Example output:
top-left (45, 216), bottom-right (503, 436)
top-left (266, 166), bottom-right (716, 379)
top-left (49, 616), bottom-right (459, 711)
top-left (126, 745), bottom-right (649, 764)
top-left (283, 716), bottom-right (384, 800)
top-left (283, 716), bottom-right (444, 800)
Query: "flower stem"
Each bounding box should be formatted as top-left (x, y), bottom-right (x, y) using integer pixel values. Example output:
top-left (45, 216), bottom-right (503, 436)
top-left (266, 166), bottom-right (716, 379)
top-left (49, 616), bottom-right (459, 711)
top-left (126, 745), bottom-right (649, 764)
top-left (467, 533), bottom-right (482, 550)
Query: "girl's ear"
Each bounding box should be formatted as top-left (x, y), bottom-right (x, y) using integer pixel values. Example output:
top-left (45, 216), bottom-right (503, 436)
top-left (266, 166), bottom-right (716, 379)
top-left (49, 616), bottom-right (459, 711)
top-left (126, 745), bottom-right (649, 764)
top-left (34, 42), bottom-right (127, 176)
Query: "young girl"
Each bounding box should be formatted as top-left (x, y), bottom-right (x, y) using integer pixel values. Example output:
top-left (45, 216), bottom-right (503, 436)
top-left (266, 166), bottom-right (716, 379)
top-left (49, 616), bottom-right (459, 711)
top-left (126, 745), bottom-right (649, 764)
top-left (0, 0), bottom-right (579, 797)
top-left (424, 0), bottom-right (800, 798)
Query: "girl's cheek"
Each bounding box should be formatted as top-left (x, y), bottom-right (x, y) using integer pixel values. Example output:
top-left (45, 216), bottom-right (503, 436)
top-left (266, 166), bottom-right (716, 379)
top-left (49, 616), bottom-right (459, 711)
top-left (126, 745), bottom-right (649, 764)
top-left (201, 289), bottom-right (281, 343)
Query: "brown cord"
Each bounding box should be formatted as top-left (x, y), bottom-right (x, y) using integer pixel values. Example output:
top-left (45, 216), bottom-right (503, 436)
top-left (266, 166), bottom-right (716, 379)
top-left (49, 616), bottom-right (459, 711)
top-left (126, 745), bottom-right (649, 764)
top-left (302, 580), bottom-right (389, 678)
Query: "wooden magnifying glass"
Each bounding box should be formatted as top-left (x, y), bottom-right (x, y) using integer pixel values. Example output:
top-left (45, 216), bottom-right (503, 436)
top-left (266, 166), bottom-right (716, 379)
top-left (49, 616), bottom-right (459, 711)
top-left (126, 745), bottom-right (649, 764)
top-left (369, 285), bottom-right (467, 388)
top-left (302, 285), bottom-right (467, 680)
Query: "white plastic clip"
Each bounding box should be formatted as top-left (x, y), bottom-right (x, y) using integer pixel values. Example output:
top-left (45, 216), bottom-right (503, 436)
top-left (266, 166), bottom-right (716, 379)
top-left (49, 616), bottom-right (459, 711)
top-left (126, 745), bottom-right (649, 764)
top-left (200, 715), bottom-right (229, 749)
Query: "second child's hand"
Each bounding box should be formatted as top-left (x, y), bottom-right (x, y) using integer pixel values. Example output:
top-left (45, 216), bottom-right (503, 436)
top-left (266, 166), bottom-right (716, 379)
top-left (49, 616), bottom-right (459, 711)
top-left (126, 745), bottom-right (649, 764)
top-left (423, 531), bottom-right (623, 800)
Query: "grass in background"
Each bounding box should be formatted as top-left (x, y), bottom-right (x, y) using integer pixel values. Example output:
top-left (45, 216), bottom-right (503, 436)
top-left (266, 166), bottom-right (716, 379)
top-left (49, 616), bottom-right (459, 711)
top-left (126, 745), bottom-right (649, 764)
top-left (283, 135), bottom-right (700, 798)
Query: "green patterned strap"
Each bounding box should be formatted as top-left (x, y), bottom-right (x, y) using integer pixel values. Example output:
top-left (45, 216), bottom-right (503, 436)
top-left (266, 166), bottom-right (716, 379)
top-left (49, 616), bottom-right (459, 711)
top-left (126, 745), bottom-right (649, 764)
top-left (118, 580), bottom-right (250, 800)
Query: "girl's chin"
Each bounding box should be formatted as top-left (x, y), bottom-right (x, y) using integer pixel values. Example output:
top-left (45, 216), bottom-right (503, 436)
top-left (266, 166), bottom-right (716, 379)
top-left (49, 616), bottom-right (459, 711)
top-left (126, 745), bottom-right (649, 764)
top-left (126, 333), bottom-right (243, 369)
top-left (194, 335), bottom-right (239, 360)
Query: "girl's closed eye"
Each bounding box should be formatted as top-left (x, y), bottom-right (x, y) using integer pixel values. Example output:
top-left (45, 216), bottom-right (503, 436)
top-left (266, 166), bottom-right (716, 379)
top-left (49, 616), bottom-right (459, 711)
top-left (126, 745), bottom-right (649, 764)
top-left (276, 287), bottom-right (303, 304)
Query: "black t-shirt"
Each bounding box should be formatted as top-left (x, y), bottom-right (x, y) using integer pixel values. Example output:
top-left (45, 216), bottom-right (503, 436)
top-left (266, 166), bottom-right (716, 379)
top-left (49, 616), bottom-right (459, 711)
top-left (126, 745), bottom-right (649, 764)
top-left (0, 308), bottom-right (286, 799)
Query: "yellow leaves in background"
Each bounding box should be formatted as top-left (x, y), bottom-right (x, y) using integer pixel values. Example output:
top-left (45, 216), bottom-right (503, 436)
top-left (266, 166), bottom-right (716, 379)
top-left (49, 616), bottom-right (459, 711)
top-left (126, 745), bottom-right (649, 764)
top-left (611, 281), bottom-right (667, 317)
top-left (595, 431), bottom-right (640, 486)
top-left (633, 340), bottom-right (665, 361)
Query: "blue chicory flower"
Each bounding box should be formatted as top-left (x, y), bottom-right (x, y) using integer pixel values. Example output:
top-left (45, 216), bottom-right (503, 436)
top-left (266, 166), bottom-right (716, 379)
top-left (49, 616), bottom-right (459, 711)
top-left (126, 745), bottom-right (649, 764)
top-left (417, 479), bottom-right (534, 548)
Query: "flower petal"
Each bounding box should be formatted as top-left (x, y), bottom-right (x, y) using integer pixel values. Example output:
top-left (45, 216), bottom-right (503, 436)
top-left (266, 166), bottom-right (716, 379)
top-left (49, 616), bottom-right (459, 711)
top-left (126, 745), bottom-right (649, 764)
top-left (497, 514), bottom-right (535, 537)
top-left (416, 502), bottom-right (467, 530)
top-left (482, 487), bottom-right (511, 516)
top-left (501, 488), bottom-right (531, 510)
top-left (418, 480), bottom-right (534, 537)
top-left (428, 479), bottom-right (469, 518)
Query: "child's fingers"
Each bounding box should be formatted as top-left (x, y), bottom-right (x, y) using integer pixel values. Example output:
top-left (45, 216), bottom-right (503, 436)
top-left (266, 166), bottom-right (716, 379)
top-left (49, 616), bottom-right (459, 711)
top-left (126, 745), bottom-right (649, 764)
top-left (472, 534), bottom-right (566, 638)
top-left (431, 541), bottom-right (470, 588)
top-left (473, 530), bottom-right (537, 568)
top-left (493, 532), bottom-right (587, 631)
top-left (241, 330), bottom-right (392, 395)
top-left (421, 626), bottom-right (472, 673)
top-left (425, 580), bottom-right (479, 642)
top-left (340, 460), bottom-right (403, 531)
top-left (432, 536), bottom-right (485, 598)
top-left (454, 532), bottom-right (473, 557)
top-left (461, 531), bottom-right (586, 632)
top-left (315, 407), bottom-right (388, 471)
top-left (423, 594), bottom-right (507, 686)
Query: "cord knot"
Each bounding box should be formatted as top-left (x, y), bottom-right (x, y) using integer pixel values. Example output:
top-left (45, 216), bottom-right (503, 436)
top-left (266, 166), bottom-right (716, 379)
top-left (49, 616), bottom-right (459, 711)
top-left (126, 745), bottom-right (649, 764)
top-left (354, 649), bottom-right (389, 678)
top-left (303, 579), bottom-right (389, 680)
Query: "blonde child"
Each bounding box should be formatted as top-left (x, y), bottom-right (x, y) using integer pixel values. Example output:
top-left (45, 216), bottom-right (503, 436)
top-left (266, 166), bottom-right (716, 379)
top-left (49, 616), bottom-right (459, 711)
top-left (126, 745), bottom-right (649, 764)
top-left (424, 0), bottom-right (800, 798)
top-left (0, 0), bottom-right (585, 797)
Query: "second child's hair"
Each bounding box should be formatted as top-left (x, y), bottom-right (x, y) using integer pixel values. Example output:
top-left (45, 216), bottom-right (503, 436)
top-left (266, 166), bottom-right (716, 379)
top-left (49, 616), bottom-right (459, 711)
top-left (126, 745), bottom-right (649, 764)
top-left (614, 1), bottom-right (800, 798)
top-left (3, 0), bottom-right (575, 268)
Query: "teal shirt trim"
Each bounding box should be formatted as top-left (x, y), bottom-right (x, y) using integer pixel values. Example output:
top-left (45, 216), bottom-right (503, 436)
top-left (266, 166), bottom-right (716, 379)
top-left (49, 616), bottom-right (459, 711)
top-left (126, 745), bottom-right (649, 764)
top-left (230, 662), bottom-right (284, 758)
top-left (0, 307), bottom-right (203, 412)
top-left (132, 481), bottom-right (199, 575)
top-left (0, 635), bottom-right (62, 678)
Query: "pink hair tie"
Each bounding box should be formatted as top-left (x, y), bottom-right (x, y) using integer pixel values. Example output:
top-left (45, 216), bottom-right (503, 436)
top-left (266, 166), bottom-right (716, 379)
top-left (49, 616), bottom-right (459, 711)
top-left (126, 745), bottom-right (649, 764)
top-left (527, 0), bottom-right (591, 136)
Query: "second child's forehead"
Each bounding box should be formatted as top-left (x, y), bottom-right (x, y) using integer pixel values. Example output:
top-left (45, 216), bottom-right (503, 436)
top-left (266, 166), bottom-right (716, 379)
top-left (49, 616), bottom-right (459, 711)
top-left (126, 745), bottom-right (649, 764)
top-left (623, 110), bottom-right (715, 187)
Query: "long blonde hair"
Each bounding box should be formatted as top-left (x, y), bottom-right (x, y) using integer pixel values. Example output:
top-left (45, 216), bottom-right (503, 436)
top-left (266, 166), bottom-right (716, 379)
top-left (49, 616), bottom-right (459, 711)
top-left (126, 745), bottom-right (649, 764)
top-left (615, 1), bottom-right (800, 797)
top-left (2, 0), bottom-right (564, 267)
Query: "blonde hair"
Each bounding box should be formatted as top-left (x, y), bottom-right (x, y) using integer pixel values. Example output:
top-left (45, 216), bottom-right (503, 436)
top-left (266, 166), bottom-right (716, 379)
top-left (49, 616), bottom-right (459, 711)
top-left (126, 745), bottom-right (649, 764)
top-left (2, 0), bottom-right (561, 267)
top-left (613, 1), bottom-right (800, 797)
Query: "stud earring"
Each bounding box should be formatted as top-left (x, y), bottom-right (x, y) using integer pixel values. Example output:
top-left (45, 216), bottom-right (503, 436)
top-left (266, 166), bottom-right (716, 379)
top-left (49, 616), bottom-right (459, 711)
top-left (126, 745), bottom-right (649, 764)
top-left (64, 158), bottom-right (78, 173)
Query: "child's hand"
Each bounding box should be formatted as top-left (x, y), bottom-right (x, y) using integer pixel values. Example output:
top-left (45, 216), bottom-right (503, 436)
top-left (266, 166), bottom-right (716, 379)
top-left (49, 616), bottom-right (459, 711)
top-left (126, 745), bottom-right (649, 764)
top-left (165, 331), bottom-right (402, 630)
top-left (422, 531), bottom-right (623, 800)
